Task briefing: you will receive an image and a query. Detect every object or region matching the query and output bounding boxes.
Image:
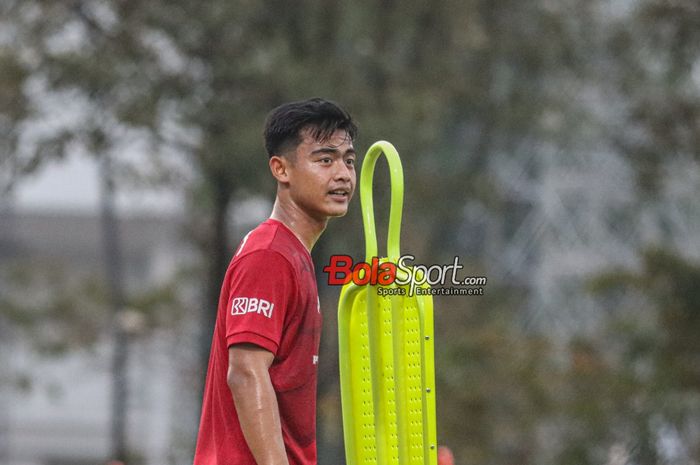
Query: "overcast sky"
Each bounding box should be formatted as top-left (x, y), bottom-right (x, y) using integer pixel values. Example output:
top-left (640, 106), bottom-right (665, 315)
top-left (12, 154), bottom-right (181, 215)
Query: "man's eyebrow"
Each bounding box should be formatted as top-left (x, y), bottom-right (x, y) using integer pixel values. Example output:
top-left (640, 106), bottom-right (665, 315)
top-left (311, 147), bottom-right (356, 155)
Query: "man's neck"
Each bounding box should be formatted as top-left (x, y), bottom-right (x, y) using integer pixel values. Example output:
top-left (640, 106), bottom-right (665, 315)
top-left (270, 198), bottom-right (327, 253)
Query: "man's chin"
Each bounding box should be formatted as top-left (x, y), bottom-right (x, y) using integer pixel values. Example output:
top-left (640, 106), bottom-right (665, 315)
top-left (324, 204), bottom-right (350, 218)
top-left (328, 209), bottom-right (348, 218)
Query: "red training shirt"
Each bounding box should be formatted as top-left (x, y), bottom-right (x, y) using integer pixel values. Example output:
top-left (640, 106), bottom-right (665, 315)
top-left (193, 219), bottom-right (322, 465)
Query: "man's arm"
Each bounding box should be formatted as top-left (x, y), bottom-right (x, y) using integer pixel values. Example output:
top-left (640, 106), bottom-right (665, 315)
top-left (227, 343), bottom-right (289, 465)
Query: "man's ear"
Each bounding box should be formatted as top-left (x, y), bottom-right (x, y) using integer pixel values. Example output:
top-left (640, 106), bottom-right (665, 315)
top-left (269, 155), bottom-right (290, 183)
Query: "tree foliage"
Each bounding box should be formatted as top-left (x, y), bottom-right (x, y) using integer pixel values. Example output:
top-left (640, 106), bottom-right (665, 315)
top-left (3, 0), bottom-right (700, 463)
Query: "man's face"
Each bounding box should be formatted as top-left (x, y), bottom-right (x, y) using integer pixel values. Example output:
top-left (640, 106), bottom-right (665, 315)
top-left (283, 128), bottom-right (356, 220)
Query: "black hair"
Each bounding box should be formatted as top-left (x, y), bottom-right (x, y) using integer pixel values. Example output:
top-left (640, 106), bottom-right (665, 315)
top-left (263, 98), bottom-right (358, 157)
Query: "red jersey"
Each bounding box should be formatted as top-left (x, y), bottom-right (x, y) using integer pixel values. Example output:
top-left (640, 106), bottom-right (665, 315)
top-left (194, 219), bottom-right (322, 465)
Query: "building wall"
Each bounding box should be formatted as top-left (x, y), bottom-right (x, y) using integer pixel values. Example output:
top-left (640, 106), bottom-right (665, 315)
top-left (0, 210), bottom-right (191, 465)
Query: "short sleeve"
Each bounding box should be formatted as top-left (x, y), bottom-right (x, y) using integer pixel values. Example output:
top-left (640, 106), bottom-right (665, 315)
top-left (225, 250), bottom-right (297, 356)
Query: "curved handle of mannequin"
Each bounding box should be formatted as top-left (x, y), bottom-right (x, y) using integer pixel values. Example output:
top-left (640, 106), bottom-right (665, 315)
top-left (360, 140), bottom-right (404, 262)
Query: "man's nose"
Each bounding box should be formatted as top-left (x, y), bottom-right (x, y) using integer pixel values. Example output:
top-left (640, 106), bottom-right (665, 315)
top-left (333, 160), bottom-right (352, 182)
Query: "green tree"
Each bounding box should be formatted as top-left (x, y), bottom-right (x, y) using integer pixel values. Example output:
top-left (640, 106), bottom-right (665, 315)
top-left (9, 1), bottom-right (700, 464)
top-left (605, 0), bottom-right (700, 192)
top-left (0, 28), bottom-right (31, 194)
top-left (587, 248), bottom-right (700, 464)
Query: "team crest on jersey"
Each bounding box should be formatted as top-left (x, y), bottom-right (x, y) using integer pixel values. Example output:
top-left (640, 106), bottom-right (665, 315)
top-left (231, 297), bottom-right (274, 318)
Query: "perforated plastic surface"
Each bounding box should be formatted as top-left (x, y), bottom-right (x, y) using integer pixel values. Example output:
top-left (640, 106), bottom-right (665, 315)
top-left (337, 141), bottom-right (438, 465)
top-left (339, 280), bottom-right (437, 465)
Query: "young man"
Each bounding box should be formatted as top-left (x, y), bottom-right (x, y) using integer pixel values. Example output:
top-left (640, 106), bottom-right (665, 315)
top-left (193, 98), bottom-right (357, 465)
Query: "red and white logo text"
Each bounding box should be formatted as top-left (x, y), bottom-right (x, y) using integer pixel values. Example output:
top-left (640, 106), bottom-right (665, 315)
top-left (231, 297), bottom-right (275, 318)
top-left (323, 254), bottom-right (487, 297)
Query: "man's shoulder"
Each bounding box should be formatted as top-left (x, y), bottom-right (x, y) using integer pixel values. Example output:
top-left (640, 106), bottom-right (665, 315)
top-left (231, 220), bottom-right (299, 269)
top-left (229, 220), bottom-right (316, 288)
top-left (225, 248), bottom-right (297, 297)
top-left (235, 220), bottom-right (277, 253)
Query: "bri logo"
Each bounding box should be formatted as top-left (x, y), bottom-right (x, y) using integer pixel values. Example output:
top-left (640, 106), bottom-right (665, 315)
top-left (231, 297), bottom-right (274, 318)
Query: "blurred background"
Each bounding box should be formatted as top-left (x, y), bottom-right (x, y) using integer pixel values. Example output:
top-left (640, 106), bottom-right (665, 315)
top-left (1, 1), bottom-right (699, 464)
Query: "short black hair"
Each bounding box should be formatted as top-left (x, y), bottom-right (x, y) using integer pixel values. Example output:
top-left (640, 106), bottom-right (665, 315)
top-left (263, 98), bottom-right (357, 157)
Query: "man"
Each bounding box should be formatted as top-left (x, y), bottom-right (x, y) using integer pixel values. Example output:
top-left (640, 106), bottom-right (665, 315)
top-left (193, 98), bottom-right (358, 465)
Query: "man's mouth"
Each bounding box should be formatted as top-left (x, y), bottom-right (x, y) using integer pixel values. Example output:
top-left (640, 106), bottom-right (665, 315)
top-left (328, 188), bottom-right (350, 200)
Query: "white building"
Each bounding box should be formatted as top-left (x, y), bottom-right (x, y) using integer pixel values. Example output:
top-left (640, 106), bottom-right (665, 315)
top-left (0, 210), bottom-right (199, 465)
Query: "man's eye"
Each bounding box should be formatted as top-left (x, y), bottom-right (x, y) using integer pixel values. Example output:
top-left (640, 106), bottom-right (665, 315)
top-left (321, 158), bottom-right (332, 164)
top-left (346, 158), bottom-right (355, 166)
